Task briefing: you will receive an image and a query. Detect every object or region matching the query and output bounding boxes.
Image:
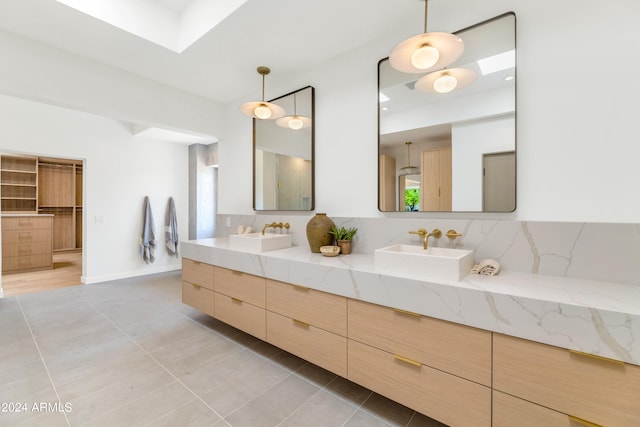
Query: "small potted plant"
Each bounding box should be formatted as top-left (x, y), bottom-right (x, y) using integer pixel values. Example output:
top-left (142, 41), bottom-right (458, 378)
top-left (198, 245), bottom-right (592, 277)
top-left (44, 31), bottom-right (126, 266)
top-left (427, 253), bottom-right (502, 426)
top-left (329, 226), bottom-right (358, 255)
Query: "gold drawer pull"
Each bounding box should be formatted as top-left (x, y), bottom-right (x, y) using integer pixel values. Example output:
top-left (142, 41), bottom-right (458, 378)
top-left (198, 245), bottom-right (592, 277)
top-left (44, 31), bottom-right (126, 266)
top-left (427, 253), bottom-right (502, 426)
top-left (568, 415), bottom-right (602, 427)
top-left (292, 284), bottom-right (309, 291)
top-left (192, 260), bottom-right (201, 265)
top-left (192, 283), bottom-right (201, 289)
top-left (293, 319), bottom-right (310, 328)
top-left (232, 270), bottom-right (243, 276)
top-left (231, 297), bottom-right (243, 304)
top-left (393, 308), bottom-right (421, 318)
top-left (393, 354), bottom-right (422, 368)
top-left (569, 349), bottom-right (625, 366)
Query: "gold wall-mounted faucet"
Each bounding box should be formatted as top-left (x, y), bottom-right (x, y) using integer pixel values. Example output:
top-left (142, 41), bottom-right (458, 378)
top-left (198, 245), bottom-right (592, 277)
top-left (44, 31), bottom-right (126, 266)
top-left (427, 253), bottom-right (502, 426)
top-left (408, 228), bottom-right (442, 249)
top-left (262, 222), bottom-right (290, 235)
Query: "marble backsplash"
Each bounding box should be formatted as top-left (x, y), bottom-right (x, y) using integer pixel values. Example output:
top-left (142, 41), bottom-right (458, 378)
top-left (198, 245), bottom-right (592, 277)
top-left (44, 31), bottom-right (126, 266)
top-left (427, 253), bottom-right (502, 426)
top-left (214, 214), bottom-right (640, 287)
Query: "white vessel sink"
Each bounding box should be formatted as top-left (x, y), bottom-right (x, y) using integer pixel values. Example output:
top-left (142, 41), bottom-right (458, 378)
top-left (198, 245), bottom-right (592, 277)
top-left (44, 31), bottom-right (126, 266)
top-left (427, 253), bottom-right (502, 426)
top-left (374, 244), bottom-right (475, 282)
top-left (229, 232), bottom-right (292, 252)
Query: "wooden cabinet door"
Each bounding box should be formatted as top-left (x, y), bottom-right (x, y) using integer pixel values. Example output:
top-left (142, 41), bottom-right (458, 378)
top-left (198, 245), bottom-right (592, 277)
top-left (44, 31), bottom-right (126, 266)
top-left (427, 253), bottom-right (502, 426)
top-left (182, 259), bottom-right (214, 290)
top-left (421, 148), bottom-right (451, 211)
top-left (266, 280), bottom-right (346, 335)
top-left (379, 154), bottom-right (396, 211)
top-left (494, 333), bottom-right (640, 427)
top-left (348, 300), bottom-right (491, 386)
top-left (348, 340), bottom-right (490, 427)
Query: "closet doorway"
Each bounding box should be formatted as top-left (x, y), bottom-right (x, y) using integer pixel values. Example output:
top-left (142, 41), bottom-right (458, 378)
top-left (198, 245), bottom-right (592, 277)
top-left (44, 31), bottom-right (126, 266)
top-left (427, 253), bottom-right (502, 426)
top-left (1, 152), bottom-right (84, 296)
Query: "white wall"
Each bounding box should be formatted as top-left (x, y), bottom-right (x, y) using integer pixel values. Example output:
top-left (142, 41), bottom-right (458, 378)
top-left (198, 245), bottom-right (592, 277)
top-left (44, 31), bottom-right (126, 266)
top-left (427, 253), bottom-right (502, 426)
top-left (0, 28), bottom-right (224, 138)
top-left (452, 115), bottom-right (516, 211)
top-left (219, 0), bottom-right (640, 223)
top-left (0, 94), bottom-right (188, 284)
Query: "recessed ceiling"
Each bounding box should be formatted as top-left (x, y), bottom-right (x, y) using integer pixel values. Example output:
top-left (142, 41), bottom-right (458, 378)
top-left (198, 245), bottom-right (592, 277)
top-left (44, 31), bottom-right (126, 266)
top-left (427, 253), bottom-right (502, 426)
top-left (0, 0), bottom-right (422, 104)
top-left (55, 0), bottom-right (247, 53)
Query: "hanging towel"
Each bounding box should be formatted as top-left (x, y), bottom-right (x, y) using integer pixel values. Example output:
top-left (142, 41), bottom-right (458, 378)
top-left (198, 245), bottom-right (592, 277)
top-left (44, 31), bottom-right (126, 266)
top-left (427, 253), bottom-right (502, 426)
top-left (140, 196), bottom-right (156, 263)
top-left (166, 197), bottom-right (179, 256)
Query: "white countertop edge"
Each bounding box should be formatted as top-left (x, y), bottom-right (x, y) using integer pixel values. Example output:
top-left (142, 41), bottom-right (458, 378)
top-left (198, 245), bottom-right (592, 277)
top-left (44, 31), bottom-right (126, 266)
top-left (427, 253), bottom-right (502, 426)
top-left (181, 238), bottom-right (640, 365)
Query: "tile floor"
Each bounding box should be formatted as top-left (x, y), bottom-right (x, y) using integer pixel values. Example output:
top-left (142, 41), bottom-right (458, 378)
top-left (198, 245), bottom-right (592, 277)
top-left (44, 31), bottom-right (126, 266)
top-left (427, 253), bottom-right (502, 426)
top-left (0, 271), bottom-right (446, 427)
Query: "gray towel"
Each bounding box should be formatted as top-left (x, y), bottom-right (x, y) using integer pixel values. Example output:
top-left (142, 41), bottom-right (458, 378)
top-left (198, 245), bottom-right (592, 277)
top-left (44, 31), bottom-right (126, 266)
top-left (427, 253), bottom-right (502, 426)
top-left (141, 196), bottom-right (156, 263)
top-left (166, 197), bottom-right (178, 256)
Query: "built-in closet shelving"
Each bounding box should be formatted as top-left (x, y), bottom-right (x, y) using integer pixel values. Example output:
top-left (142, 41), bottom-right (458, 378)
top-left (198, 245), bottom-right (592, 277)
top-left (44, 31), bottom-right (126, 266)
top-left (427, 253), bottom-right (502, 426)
top-left (0, 154), bottom-right (39, 213)
top-left (37, 157), bottom-right (83, 252)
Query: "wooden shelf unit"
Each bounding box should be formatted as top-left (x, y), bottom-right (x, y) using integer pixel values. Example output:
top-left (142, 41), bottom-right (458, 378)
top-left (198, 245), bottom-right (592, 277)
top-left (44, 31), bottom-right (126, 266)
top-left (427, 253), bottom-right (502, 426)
top-left (37, 158), bottom-right (83, 252)
top-left (1, 154), bottom-right (38, 213)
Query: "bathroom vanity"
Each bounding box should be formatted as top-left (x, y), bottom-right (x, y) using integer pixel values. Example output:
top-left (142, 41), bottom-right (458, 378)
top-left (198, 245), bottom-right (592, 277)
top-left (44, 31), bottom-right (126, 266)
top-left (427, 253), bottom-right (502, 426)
top-left (181, 238), bottom-right (640, 427)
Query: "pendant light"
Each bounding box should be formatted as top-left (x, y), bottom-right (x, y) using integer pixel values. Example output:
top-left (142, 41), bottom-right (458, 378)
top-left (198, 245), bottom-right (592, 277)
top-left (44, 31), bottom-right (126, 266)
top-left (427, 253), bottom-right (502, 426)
top-left (389, 0), bottom-right (464, 74)
top-left (276, 92), bottom-right (311, 129)
top-left (399, 141), bottom-right (420, 176)
top-left (415, 68), bottom-right (477, 93)
top-left (240, 66), bottom-right (285, 120)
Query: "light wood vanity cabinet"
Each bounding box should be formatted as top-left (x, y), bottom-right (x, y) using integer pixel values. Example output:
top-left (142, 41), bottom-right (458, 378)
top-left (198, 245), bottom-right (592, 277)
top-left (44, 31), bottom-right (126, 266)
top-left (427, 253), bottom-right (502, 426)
top-left (266, 280), bottom-right (347, 376)
top-left (213, 267), bottom-right (266, 340)
top-left (215, 267), bottom-right (266, 308)
top-left (347, 300), bottom-right (491, 427)
top-left (493, 333), bottom-right (640, 427)
top-left (181, 259), bottom-right (215, 316)
top-left (493, 391), bottom-right (575, 427)
top-left (348, 299), bottom-right (491, 386)
top-left (182, 259), bottom-right (640, 427)
top-left (265, 280), bottom-right (347, 336)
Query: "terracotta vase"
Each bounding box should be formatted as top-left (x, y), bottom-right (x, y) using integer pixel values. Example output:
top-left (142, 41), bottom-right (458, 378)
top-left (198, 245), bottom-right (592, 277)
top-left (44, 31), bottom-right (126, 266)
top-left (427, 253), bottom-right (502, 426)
top-left (337, 240), bottom-right (352, 255)
top-left (306, 213), bottom-right (335, 253)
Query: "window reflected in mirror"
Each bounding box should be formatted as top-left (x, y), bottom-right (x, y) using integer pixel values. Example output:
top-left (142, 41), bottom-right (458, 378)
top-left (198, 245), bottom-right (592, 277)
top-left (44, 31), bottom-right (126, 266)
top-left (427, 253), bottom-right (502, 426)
top-left (254, 86), bottom-right (314, 211)
top-left (378, 13), bottom-right (516, 212)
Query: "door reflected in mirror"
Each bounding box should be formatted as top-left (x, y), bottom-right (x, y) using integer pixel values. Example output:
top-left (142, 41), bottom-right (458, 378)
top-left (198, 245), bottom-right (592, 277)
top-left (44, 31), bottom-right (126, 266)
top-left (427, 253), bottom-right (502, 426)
top-left (254, 86), bottom-right (314, 211)
top-left (378, 13), bottom-right (516, 212)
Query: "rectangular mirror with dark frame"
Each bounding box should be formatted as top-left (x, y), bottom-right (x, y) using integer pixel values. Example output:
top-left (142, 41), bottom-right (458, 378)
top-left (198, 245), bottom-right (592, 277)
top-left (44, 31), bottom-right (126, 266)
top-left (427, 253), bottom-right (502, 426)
top-left (379, 13), bottom-right (516, 212)
top-left (254, 86), bottom-right (314, 211)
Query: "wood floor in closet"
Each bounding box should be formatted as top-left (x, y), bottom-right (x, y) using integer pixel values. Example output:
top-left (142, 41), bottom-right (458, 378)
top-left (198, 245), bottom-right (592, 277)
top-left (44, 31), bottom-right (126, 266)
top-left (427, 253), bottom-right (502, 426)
top-left (2, 251), bottom-right (82, 297)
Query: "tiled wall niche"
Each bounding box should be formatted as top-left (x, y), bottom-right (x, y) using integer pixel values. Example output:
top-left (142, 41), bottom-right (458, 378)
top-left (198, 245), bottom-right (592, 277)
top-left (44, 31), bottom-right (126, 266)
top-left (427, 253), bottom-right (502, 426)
top-left (215, 215), bottom-right (640, 287)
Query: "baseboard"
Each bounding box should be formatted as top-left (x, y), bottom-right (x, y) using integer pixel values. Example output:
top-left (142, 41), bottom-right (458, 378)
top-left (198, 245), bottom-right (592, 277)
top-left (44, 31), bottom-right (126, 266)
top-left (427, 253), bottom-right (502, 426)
top-left (82, 265), bottom-right (181, 285)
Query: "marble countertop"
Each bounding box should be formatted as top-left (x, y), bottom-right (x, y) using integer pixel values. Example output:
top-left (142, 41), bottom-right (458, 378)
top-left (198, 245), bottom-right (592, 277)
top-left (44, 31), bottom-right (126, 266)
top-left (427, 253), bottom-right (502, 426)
top-left (182, 237), bottom-right (640, 366)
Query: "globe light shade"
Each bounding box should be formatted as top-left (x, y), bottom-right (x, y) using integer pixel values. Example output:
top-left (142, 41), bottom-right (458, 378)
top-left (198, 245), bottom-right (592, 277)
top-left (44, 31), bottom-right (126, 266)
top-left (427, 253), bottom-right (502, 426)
top-left (415, 68), bottom-right (477, 94)
top-left (389, 32), bottom-right (464, 74)
top-left (240, 101), bottom-right (285, 120)
top-left (276, 115), bottom-right (311, 130)
top-left (411, 44), bottom-right (440, 70)
top-left (433, 74), bottom-right (458, 93)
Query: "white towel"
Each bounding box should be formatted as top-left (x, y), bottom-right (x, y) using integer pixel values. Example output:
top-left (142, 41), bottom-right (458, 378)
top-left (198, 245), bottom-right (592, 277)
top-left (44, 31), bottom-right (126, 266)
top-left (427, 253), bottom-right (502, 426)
top-left (141, 196), bottom-right (156, 263)
top-left (166, 197), bottom-right (178, 256)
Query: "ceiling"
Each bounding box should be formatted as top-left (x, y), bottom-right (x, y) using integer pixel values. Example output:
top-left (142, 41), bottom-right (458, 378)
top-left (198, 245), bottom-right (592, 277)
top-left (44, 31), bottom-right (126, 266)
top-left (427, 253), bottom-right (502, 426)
top-left (0, 0), bottom-right (421, 104)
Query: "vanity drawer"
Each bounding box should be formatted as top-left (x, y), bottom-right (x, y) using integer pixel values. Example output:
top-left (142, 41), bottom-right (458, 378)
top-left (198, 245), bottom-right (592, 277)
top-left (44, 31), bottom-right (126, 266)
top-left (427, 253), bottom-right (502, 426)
top-left (267, 311), bottom-right (347, 377)
top-left (493, 333), bottom-right (640, 427)
top-left (266, 279), bottom-right (347, 336)
top-left (214, 267), bottom-right (265, 308)
top-left (2, 216), bottom-right (52, 230)
top-left (2, 254), bottom-right (52, 272)
top-left (182, 259), bottom-right (214, 290)
top-left (348, 299), bottom-right (491, 386)
top-left (215, 293), bottom-right (266, 340)
top-left (348, 339), bottom-right (490, 427)
top-left (2, 228), bottom-right (52, 244)
top-left (2, 241), bottom-right (51, 257)
top-left (493, 391), bottom-right (580, 427)
top-left (182, 281), bottom-right (215, 316)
